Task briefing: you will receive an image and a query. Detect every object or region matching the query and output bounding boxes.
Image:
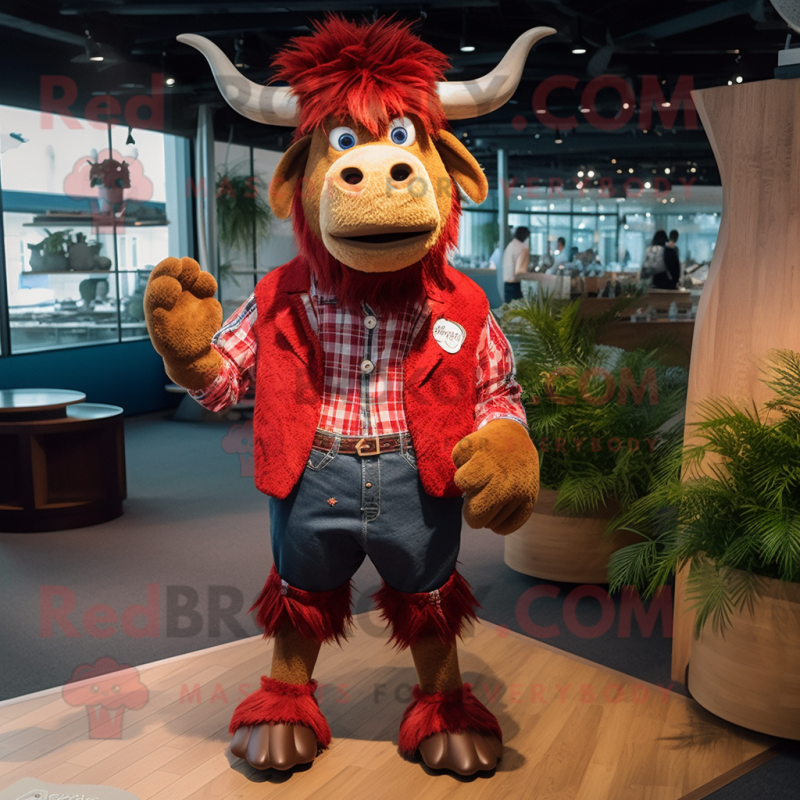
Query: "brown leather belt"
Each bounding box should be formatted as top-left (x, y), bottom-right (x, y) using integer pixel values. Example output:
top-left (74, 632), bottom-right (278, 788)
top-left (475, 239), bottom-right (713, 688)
top-left (312, 430), bottom-right (404, 457)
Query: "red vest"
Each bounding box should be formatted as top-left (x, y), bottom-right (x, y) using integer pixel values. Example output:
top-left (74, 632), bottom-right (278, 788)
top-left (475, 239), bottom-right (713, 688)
top-left (251, 257), bottom-right (489, 499)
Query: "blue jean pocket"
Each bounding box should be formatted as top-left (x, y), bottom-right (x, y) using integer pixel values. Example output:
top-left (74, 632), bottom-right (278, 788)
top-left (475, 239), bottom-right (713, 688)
top-left (401, 445), bottom-right (419, 471)
top-left (306, 437), bottom-right (340, 471)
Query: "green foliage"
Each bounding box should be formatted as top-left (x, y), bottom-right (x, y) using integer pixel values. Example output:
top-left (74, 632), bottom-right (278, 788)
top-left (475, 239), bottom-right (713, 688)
top-left (502, 293), bottom-right (688, 516)
top-left (608, 350), bottom-right (800, 635)
top-left (216, 170), bottom-right (272, 253)
top-left (40, 229), bottom-right (73, 254)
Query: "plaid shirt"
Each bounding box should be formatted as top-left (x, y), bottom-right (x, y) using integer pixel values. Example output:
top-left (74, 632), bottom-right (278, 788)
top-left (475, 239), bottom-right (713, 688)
top-left (192, 282), bottom-right (527, 436)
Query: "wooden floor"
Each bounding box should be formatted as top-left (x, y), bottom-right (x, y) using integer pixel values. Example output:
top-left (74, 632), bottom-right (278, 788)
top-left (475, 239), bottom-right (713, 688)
top-left (0, 613), bottom-right (776, 800)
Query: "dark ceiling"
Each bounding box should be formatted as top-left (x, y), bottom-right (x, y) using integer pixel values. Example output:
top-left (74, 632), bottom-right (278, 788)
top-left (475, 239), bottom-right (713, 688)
top-left (0, 0), bottom-right (793, 191)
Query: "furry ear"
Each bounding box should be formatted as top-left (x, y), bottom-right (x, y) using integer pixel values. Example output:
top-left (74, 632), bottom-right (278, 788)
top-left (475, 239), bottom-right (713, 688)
top-left (434, 131), bottom-right (488, 205)
top-left (269, 136), bottom-right (313, 219)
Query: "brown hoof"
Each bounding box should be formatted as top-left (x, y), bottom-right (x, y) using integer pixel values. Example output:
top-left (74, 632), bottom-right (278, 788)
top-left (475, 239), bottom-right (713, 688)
top-left (230, 722), bottom-right (318, 770)
top-left (418, 731), bottom-right (503, 776)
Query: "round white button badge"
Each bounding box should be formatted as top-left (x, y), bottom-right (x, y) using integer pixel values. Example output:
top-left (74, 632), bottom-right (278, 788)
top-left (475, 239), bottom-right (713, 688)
top-left (361, 359), bottom-right (375, 374)
top-left (364, 315), bottom-right (378, 329)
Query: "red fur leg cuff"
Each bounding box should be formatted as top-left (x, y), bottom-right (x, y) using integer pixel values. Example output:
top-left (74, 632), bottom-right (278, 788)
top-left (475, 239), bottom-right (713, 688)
top-left (229, 676), bottom-right (332, 748)
top-left (249, 565), bottom-right (353, 644)
top-left (371, 569), bottom-right (479, 649)
top-left (398, 683), bottom-right (502, 755)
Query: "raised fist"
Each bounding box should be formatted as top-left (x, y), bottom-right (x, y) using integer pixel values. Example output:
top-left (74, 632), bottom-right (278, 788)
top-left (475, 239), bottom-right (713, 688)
top-left (144, 257), bottom-right (223, 391)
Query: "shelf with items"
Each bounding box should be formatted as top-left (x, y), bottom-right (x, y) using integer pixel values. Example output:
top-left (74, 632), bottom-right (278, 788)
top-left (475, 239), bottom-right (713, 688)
top-left (4, 207), bottom-right (159, 353)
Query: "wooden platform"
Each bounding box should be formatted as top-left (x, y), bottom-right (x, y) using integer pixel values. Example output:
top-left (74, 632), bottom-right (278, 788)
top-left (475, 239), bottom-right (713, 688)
top-left (0, 613), bottom-right (776, 800)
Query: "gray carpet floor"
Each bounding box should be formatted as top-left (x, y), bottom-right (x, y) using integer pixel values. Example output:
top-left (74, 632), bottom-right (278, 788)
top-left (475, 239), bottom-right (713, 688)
top-left (0, 411), bottom-right (796, 796)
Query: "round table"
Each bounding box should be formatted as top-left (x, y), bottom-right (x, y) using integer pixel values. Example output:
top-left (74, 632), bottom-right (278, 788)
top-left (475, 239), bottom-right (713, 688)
top-left (0, 389), bottom-right (126, 532)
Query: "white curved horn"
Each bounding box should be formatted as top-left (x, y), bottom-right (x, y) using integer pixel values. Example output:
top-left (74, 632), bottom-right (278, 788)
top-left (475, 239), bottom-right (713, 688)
top-left (177, 33), bottom-right (299, 127)
top-left (437, 27), bottom-right (556, 120)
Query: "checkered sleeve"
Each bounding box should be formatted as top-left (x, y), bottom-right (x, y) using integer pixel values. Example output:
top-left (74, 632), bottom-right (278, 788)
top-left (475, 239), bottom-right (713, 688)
top-left (474, 312), bottom-right (528, 430)
top-left (189, 294), bottom-right (258, 412)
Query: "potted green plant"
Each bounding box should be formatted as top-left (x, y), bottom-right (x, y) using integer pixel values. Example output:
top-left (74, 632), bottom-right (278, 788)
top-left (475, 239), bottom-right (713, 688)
top-left (216, 169), bottom-right (272, 288)
top-left (608, 349), bottom-right (800, 739)
top-left (89, 158), bottom-right (130, 212)
top-left (29, 229), bottom-right (72, 272)
top-left (500, 294), bottom-right (688, 583)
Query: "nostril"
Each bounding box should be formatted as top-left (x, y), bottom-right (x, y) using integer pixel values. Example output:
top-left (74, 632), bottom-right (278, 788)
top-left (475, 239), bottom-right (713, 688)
top-left (391, 163), bottom-right (412, 182)
top-left (341, 167), bottom-right (363, 186)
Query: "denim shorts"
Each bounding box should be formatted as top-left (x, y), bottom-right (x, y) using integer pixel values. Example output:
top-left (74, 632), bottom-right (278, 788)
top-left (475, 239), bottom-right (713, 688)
top-left (268, 431), bottom-right (464, 595)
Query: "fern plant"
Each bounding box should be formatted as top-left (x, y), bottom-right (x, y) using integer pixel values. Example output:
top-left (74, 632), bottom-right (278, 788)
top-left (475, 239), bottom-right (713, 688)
top-left (608, 349), bottom-right (800, 635)
top-left (216, 170), bottom-right (272, 253)
top-left (502, 293), bottom-right (688, 516)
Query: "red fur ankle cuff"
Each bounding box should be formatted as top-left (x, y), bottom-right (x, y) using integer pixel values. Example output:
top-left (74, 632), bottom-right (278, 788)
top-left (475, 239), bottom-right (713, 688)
top-left (249, 565), bottom-right (353, 644)
top-left (371, 569), bottom-right (479, 649)
top-left (229, 676), bottom-right (332, 748)
top-left (398, 683), bottom-right (502, 756)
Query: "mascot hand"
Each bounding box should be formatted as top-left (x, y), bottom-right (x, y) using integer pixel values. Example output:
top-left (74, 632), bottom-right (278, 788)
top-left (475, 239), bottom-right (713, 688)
top-left (144, 257), bottom-right (223, 392)
top-left (452, 419), bottom-right (539, 535)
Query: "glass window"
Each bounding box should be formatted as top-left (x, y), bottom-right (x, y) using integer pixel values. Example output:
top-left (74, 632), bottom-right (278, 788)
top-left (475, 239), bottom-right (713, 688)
top-left (0, 105), bottom-right (190, 354)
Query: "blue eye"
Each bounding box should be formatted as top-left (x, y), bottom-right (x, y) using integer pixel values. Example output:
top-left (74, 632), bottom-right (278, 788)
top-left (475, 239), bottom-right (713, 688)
top-left (329, 126), bottom-right (358, 151)
top-left (388, 117), bottom-right (416, 147)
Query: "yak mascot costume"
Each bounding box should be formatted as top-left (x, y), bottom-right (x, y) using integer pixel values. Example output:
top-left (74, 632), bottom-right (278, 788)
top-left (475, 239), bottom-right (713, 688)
top-left (145, 16), bottom-right (551, 776)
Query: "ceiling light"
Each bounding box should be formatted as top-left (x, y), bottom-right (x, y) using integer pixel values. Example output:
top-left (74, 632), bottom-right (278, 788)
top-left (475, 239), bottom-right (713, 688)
top-left (624, 224), bottom-right (629, 230)
top-left (577, 170), bottom-right (585, 178)
top-left (727, 80), bottom-right (733, 86)
top-left (460, 41), bottom-right (476, 53)
top-left (664, 167), bottom-right (671, 174)
top-left (662, 101), bottom-right (671, 108)
top-left (600, 215), bottom-right (605, 221)
top-left (617, 169), bottom-right (623, 174)
top-left (587, 170), bottom-right (595, 178)
top-left (690, 167), bottom-right (697, 173)
top-left (517, 195), bottom-right (522, 200)
top-left (628, 167), bottom-right (634, 174)
top-left (735, 75), bottom-right (743, 84)
top-left (670, 197), bottom-right (676, 203)
top-left (645, 181), bottom-right (652, 189)
top-left (572, 47), bottom-right (587, 55)
top-left (611, 158), bottom-right (617, 164)
top-left (646, 212), bottom-right (651, 218)
top-left (165, 77), bottom-right (176, 86)
top-left (555, 130), bottom-right (563, 144)
top-left (622, 102), bottom-right (630, 109)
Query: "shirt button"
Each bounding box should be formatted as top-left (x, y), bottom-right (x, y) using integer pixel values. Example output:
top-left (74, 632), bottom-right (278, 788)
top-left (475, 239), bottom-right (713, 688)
top-left (365, 482), bottom-right (372, 488)
top-left (360, 359), bottom-right (375, 374)
top-left (364, 315), bottom-right (378, 329)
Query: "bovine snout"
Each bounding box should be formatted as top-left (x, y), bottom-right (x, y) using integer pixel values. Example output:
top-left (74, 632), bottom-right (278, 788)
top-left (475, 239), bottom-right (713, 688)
top-left (319, 144), bottom-right (444, 273)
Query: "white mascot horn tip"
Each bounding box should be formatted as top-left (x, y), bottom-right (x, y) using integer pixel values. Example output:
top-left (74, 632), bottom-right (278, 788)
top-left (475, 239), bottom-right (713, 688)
top-left (177, 33), bottom-right (300, 127)
top-left (437, 26), bottom-right (557, 120)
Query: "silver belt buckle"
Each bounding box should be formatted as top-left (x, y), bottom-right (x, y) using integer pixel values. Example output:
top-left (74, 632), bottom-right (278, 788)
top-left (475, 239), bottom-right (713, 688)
top-left (355, 437), bottom-right (381, 457)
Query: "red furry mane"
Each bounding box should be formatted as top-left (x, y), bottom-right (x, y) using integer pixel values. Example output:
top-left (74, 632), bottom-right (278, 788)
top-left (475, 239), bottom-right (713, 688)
top-left (273, 15), bottom-right (449, 137)
top-left (291, 180), bottom-right (459, 312)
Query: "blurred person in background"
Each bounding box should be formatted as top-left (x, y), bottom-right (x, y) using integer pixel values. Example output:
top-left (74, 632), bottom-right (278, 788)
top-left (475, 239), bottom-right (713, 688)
top-left (503, 226), bottom-right (530, 303)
